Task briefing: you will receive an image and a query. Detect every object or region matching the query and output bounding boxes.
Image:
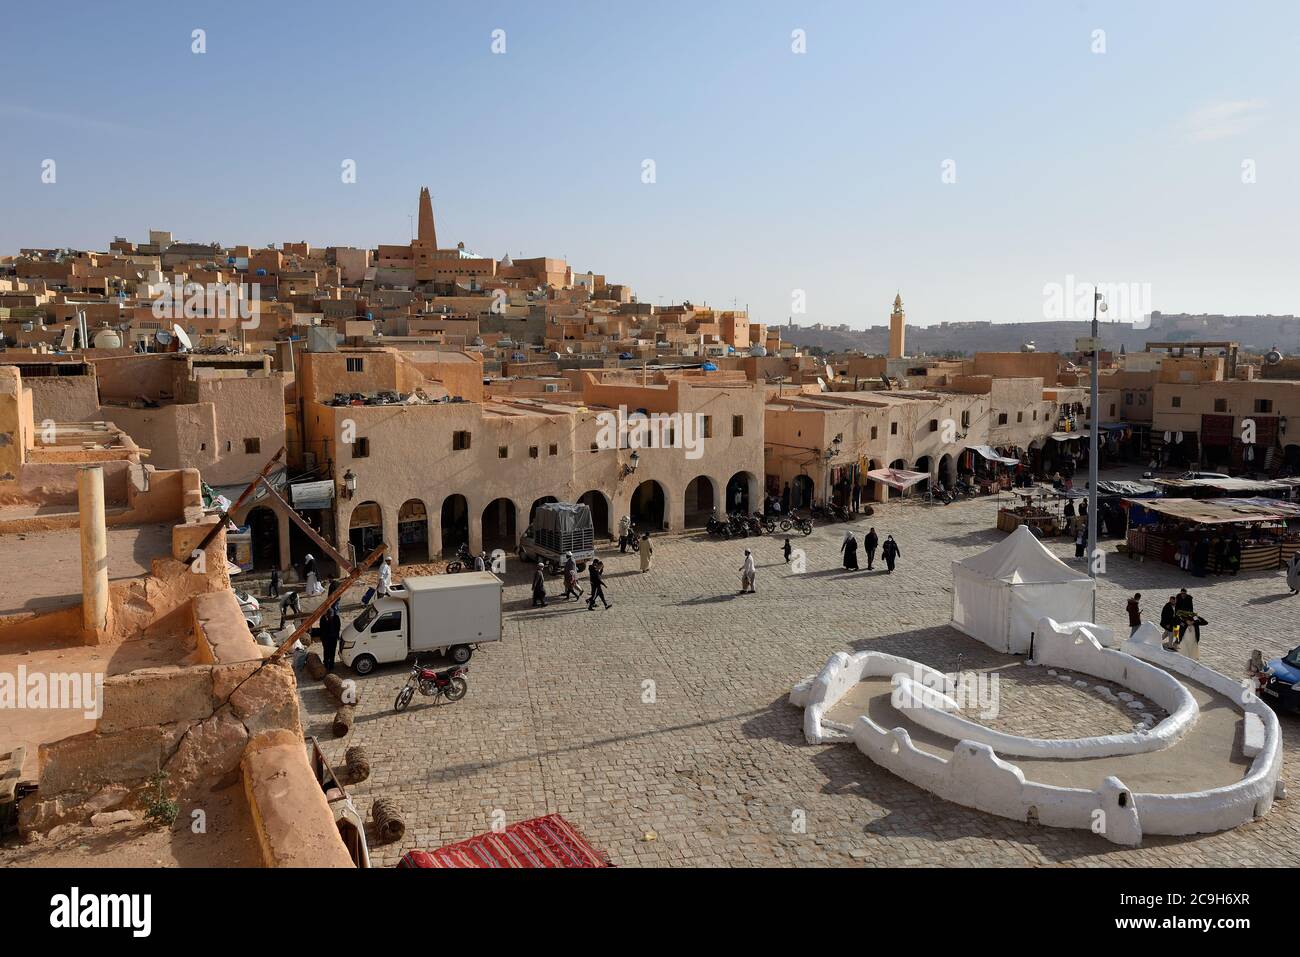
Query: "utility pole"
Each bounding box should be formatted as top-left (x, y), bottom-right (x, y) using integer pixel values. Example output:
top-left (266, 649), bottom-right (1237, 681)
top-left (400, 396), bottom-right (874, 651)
top-left (1088, 285), bottom-right (1106, 619)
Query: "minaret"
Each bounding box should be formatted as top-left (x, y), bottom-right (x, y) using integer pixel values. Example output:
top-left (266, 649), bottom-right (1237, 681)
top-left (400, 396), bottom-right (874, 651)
top-left (888, 292), bottom-right (906, 359)
top-left (416, 187), bottom-right (437, 249)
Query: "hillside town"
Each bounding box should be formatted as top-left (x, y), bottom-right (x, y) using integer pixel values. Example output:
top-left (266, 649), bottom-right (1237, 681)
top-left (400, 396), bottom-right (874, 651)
top-left (0, 186), bottom-right (1298, 875)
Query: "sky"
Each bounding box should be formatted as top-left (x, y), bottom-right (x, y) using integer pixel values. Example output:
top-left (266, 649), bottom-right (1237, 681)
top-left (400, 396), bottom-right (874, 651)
top-left (1, 0), bottom-right (1296, 328)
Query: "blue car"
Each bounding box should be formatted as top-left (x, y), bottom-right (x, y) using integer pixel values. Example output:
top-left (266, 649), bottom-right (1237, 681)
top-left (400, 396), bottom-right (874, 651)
top-left (1260, 646), bottom-right (1300, 714)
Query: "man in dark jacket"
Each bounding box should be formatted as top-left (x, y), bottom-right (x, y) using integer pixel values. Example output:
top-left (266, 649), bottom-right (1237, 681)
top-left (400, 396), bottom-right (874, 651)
top-left (1175, 588), bottom-right (1201, 642)
top-left (864, 528), bottom-right (879, 570)
top-left (882, 535), bottom-right (900, 573)
top-left (318, 604), bottom-right (342, 672)
top-left (1160, 595), bottom-right (1179, 647)
top-left (1126, 593), bottom-right (1142, 636)
top-left (587, 558), bottom-right (611, 610)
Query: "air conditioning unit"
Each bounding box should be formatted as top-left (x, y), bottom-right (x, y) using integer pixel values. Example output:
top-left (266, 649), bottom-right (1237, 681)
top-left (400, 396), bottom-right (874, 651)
top-left (543, 383), bottom-right (559, 393)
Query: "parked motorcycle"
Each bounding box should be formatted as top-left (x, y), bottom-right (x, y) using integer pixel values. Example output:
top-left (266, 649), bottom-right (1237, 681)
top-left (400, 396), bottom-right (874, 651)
top-left (443, 542), bottom-right (473, 573)
top-left (789, 514), bottom-right (814, 536)
top-left (394, 661), bottom-right (469, 712)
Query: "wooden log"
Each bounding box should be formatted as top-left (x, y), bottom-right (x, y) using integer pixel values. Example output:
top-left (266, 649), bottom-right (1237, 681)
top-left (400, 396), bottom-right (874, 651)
top-left (305, 653), bottom-right (327, 681)
top-left (333, 705), bottom-right (355, 738)
top-left (345, 746), bottom-right (370, 783)
top-left (322, 672), bottom-right (345, 703)
top-left (372, 797), bottom-right (406, 843)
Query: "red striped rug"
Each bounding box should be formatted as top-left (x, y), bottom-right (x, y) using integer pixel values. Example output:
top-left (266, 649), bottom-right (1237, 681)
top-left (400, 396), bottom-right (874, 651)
top-left (397, 814), bottom-right (611, 868)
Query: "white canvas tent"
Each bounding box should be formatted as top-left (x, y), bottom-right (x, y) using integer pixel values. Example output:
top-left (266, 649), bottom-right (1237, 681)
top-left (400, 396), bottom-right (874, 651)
top-left (951, 524), bottom-right (1094, 653)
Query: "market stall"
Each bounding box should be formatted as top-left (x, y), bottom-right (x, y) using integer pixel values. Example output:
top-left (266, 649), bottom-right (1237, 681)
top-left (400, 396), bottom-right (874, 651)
top-left (1123, 497), bottom-right (1300, 571)
top-left (997, 486), bottom-right (1070, 536)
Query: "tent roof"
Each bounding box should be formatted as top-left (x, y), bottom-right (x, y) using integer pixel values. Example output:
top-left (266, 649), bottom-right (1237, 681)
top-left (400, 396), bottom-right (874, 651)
top-left (955, 524), bottom-right (1094, 585)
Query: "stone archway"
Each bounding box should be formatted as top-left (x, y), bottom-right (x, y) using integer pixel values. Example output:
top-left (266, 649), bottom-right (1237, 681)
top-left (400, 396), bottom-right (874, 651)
top-left (481, 498), bottom-right (518, 552)
top-left (792, 474), bottom-right (815, 511)
top-left (630, 479), bottom-right (666, 530)
top-left (440, 494), bottom-right (469, 556)
top-left (684, 475), bottom-right (715, 527)
top-left (725, 471), bottom-right (757, 515)
top-left (348, 501), bottom-right (385, 561)
top-left (246, 506), bottom-right (280, 571)
top-left (398, 498), bottom-right (428, 564)
top-left (579, 489), bottom-right (611, 539)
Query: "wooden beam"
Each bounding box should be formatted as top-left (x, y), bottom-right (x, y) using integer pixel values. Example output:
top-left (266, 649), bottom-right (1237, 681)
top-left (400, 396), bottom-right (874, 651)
top-left (255, 476), bottom-right (353, 573)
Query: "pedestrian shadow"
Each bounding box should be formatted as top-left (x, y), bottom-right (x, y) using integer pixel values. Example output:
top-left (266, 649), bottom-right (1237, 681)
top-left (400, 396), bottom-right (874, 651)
top-left (675, 593), bottom-right (742, 605)
top-left (1247, 592), bottom-right (1294, 605)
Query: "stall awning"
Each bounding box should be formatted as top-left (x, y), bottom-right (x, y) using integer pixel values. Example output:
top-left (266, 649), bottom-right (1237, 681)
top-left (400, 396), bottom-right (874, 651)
top-left (866, 467), bottom-right (930, 490)
top-left (968, 445), bottom-right (1020, 466)
top-left (1123, 497), bottom-right (1295, 524)
top-left (1154, 477), bottom-right (1294, 494)
top-left (291, 479), bottom-right (335, 510)
top-left (1050, 431), bottom-right (1087, 442)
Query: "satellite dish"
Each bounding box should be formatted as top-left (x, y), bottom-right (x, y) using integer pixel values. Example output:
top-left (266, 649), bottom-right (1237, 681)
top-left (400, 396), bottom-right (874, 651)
top-left (155, 330), bottom-right (173, 347)
top-left (565, 346), bottom-right (574, 354)
top-left (1265, 346), bottom-right (1283, 365)
top-left (172, 324), bottom-right (193, 351)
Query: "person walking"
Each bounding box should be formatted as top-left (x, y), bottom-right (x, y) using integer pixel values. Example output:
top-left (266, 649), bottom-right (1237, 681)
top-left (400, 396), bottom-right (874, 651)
top-left (1286, 551), bottom-right (1300, 595)
top-left (739, 549), bottom-right (756, 593)
top-left (840, 530), bottom-right (859, 570)
top-left (639, 532), bottom-right (654, 572)
top-left (531, 562), bottom-right (548, 607)
top-left (1126, 593), bottom-right (1142, 637)
top-left (782, 536), bottom-right (793, 564)
top-left (268, 567), bottom-right (280, 599)
top-left (618, 516), bottom-right (632, 553)
top-left (377, 557), bottom-right (393, 596)
top-left (1074, 526), bottom-right (1086, 560)
top-left (1175, 588), bottom-right (1201, 644)
top-left (864, 528), bottom-right (879, 570)
top-left (561, 552), bottom-right (583, 601)
top-left (587, 557), bottom-right (611, 610)
top-left (318, 602), bottom-right (342, 672)
top-left (881, 534), bottom-right (900, 574)
top-left (851, 481), bottom-right (862, 514)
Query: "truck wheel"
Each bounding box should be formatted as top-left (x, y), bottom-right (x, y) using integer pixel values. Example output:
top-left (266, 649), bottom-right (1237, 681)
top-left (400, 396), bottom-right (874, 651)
top-left (352, 654), bottom-right (376, 676)
top-left (449, 645), bottom-right (472, 664)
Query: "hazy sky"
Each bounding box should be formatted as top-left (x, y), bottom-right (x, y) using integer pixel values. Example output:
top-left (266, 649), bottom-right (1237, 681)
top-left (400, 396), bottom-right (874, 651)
top-left (2, 1), bottom-right (1296, 327)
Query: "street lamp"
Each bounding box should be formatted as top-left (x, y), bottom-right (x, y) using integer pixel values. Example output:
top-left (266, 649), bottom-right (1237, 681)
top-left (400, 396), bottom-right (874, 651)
top-left (1087, 287), bottom-right (1107, 617)
top-left (342, 468), bottom-right (357, 501)
top-left (620, 449), bottom-right (640, 479)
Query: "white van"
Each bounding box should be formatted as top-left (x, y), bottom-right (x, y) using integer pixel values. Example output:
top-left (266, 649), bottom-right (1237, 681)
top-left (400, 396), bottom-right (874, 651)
top-left (339, 572), bottom-right (503, 675)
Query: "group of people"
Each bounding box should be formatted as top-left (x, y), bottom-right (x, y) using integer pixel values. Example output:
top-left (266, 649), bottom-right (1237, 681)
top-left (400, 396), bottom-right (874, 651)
top-left (1173, 533), bottom-right (1242, 578)
top-left (532, 551), bottom-right (612, 611)
top-left (1127, 589), bottom-right (1207, 659)
top-left (835, 528), bottom-right (901, 573)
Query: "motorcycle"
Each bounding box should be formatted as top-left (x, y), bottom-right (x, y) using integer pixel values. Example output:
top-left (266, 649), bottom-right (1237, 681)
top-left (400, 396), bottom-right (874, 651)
top-left (394, 661), bottom-right (469, 712)
top-left (443, 542), bottom-right (473, 573)
top-left (706, 514), bottom-right (731, 537)
top-left (789, 514), bottom-right (814, 536)
top-left (752, 512), bottom-right (777, 534)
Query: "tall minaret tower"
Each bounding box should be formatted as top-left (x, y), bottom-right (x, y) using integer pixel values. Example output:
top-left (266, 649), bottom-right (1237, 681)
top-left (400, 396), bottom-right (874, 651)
top-left (416, 186), bottom-right (437, 249)
top-left (888, 292), bottom-right (906, 359)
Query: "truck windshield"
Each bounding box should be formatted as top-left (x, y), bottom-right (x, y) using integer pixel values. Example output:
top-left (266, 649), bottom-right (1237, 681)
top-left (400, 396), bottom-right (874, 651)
top-left (353, 604), bottom-right (378, 633)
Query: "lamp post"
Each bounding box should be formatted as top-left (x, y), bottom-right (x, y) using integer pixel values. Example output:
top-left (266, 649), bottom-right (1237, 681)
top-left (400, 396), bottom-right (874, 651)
top-left (1088, 287), bottom-right (1107, 617)
top-left (342, 468), bottom-right (357, 501)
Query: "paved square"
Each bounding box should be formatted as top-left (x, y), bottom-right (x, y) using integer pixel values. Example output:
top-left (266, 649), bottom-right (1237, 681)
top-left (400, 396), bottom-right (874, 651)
top-left (306, 483), bottom-right (1300, 867)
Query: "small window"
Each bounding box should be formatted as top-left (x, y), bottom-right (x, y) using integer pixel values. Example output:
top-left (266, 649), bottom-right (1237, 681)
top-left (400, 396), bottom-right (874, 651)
top-left (1255, 399), bottom-right (1273, 413)
top-left (1109, 404), bottom-right (1116, 417)
top-left (1214, 398), bottom-right (1227, 412)
top-left (997, 413), bottom-right (1008, 426)
top-left (1016, 412), bottom-right (1023, 423)
top-left (1032, 410), bottom-right (1038, 420)
top-left (732, 415), bottom-right (744, 437)
top-left (452, 430), bottom-right (471, 451)
top-left (353, 437), bottom-right (370, 458)
top-left (370, 611), bottom-right (402, 633)
top-left (1171, 395), bottom-right (1181, 408)
top-left (890, 422), bottom-right (898, 435)
top-left (870, 426), bottom-right (878, 440)
top-left (701, 416), bottom-right (712, 438)
top-left (961, 411), bottom-right (971, 429)
top-left (200, 442), bottom-right (206, 451)
top-left (590, 441), bottom-right (599, 452)
top-left (346, 357), bottom-right (364, 372)
top-left (498, 446), bottom-right (508, 459)
top-left (929, 419), bottom-right (938, 432)
top-left (548, 444), bottom-right (558, 456)
top-left (1138, 393), bottom-right (1147, 406)
top-left (528, 445), bottom-right (539, 459)
top-left (244, 437), bottom-right (260, 454)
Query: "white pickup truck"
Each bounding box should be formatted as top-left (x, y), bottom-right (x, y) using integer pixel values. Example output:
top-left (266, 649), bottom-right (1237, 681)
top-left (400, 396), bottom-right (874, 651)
top-left (339, 572), bottom-right (503, 675)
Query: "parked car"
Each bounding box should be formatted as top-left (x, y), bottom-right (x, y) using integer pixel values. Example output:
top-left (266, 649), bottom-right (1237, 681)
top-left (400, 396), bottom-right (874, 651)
top-left (1259, 645), bottom-right (1300, 714)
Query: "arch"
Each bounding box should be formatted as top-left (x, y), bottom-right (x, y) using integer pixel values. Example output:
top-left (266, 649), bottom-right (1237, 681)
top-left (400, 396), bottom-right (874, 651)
top-left (348, 500), bottom-right (385, 561)
top-left (245, 506), bottom-right (280, 572)
top-left (398, 498), bottom-right (429, 565)
top-left (578, 489), bottom-right (611, 539)
top-left (1284, 443), bottom-right (1300, 473)
top-left (862, 459), bottom-right (883, 503)
top-left (938, 453), bottom-right (956, 490)
top-left (684, 475), bottom-right (715, 527)
top-left (528, 495), bottom-right (559, 525)
top-left (630, 479), bottom-right (666, 530)
top-left (914, 455), bottom-right (934, 492)
top-left (440, 494), bottom-right (469, 556)
top-left (726, 471), bottom-right (757, 515)
top-left (481, 498), bottom-right (518, 552)
top-left (792, 474), bottom-right (815, 511)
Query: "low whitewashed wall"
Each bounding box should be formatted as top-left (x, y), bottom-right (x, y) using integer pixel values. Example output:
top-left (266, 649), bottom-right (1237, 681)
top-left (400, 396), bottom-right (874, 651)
top-left (790, 622), bottom-right (1284, 845)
